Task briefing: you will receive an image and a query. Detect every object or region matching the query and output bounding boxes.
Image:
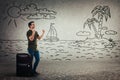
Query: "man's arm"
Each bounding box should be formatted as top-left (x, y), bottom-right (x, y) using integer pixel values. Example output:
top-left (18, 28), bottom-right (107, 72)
top-left (38, 30), bottom-right (45, 40)
top-left (29, 30), bottom-right (35, 41)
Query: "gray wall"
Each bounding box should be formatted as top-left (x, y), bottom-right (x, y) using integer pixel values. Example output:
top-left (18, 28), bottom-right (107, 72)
top-left (0, 0), bottom-right (120, 61)
top-left (0, 0), bottom-right (120, 40)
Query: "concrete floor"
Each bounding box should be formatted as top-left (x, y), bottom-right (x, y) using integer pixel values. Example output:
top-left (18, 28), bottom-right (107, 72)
top-left (0, 55), bottom-right (120, 80)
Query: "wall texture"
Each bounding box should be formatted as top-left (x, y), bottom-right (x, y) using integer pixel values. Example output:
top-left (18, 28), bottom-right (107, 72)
top-left (0, 0), bottom-right (120, 40)
top-left (0, 0), bottom-right (120, 61)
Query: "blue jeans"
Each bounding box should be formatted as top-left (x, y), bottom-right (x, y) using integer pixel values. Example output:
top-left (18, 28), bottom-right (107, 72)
top-left (28, 48), bottom-right (40, 72)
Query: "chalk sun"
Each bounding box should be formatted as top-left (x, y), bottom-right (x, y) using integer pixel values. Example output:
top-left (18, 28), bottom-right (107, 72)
top-left (3, 2), bottom-right (26, 27)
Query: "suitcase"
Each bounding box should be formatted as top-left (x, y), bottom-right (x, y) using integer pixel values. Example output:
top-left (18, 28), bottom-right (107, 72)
top-left (16, 53), bottom-right (32, 76)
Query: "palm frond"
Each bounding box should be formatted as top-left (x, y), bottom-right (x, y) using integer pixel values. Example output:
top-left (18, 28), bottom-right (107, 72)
top-left (91, 5), bottom-right (102, 17)
top-left (83, 19), bottom-right (89, 29)
top-left (88, 24), bottom-right (92, 30)
top-left (83, 22), bottom-right (87, 29)
top-left (98, 12), bottom-right (101, 19)
top-left (91, 5), bottom-right (101, 13)
top-left (104, 14), bottom-right (108, 21)
top-left (83, 18), bottom-right (99, 30)
top-left (92, 18), bottom-right (99, 23)
top-left (103, 6), bottom-right (111, 18)
top-left (92, 11), bottom-right (98, 17)
top-left (83, 18), bottom-right (92, 30)
top-left (102, 6), bottom-right (111, 21)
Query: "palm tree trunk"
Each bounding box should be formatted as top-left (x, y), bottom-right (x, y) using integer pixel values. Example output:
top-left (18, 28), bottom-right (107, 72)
top-left (92, 24), bottom-right (99, 38)
top-left (98, 17), bottom-right (103, 39)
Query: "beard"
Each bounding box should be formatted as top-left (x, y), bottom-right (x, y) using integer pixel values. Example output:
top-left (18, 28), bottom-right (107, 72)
top-left (32, 26), bottom-right (35, 29)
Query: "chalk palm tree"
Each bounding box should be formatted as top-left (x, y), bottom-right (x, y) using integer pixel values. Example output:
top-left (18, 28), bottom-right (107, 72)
top-left (84, 18), bottom-right (99, 38)
top-left (91, 5), bottom-right (111, 38)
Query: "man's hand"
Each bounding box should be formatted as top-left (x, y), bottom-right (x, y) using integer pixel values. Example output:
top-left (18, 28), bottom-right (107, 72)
top-left (42, 29), bottom-right (45, 33)
top-left (29, 29), bottom-right (35, 41)
top-left (38, 29), bottom-right (45, 40)
top-left (32, 29), bottom-right (35, 34)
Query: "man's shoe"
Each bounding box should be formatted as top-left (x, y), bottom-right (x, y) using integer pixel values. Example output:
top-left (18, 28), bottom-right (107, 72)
top-left (34, 71), bottom-right (40, 76)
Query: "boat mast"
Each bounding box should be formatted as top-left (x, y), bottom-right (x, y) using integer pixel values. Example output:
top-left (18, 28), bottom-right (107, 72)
top-left (46, 23), bottom-right (58, 41)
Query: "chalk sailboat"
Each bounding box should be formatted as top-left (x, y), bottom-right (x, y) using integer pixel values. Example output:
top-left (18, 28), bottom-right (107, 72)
top-left (44, 23), bottom-right (59, 42)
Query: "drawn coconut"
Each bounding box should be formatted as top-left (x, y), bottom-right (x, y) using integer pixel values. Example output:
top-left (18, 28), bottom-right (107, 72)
top-left (104, 30), bottom-right (117, 48)
top-left (100, 26), bottom-right (108, 38)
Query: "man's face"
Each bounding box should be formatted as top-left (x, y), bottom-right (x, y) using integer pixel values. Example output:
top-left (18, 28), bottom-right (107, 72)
top-left (30, 23), bottom-right (35, 29)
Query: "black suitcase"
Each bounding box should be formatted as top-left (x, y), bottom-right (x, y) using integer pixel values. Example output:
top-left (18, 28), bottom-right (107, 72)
top-left (16, 53), bottom-right (32, 76)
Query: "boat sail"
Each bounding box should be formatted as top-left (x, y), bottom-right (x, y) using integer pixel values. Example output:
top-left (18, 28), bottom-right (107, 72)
top-left (44, 23), bottom-right (59, 42)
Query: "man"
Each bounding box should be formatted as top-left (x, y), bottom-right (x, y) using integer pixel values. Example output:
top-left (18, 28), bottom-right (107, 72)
top-left (26, 21), bottom-right (45, 75)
